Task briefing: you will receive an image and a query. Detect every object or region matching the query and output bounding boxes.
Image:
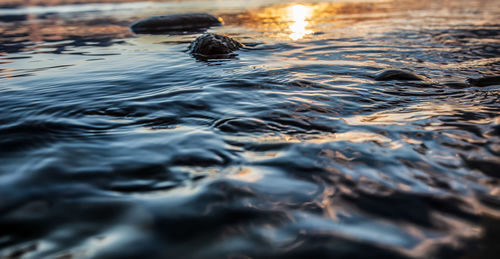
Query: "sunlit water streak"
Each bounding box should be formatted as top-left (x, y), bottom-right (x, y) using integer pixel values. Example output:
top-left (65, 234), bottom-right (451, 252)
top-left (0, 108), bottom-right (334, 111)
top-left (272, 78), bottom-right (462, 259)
top-left (0, 0), bottom-right (499, 258)
top-left (288, 4), bottom-right (313, 40)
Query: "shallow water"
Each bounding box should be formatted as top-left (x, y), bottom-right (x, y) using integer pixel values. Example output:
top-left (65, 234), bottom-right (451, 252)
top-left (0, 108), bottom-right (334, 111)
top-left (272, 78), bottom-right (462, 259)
top-left (1, 0), bottom-right (500, 258)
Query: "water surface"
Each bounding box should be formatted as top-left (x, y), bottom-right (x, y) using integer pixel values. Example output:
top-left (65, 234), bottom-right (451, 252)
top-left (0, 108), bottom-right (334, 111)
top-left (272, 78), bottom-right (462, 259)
top-left (1, 0), bottom-right (499, 258)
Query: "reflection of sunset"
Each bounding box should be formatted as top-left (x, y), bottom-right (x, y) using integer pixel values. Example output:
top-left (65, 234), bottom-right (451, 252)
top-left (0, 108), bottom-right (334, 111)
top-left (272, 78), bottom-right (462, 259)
top-left (288, 4), bottom-right (313, 40)
top-left (221, 2), bottom-right (394, 41)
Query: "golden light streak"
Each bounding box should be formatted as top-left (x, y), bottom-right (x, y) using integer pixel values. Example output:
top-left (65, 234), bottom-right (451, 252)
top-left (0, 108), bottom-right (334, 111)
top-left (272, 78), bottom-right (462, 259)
top-left (288, 4), bottom-right (313, 40)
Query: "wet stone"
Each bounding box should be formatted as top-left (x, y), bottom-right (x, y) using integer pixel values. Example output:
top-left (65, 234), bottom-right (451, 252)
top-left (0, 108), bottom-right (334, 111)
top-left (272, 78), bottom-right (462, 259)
top-left (188, 33), bottom-right (245, 57)
top-left (442, 81), bottom-right (469, 89)
top-left (467, 76), bottom-right (500, 87)
top-left (131, 13), bottom-right (222, 34)
top-left (374, 69), bottom-right (423, 81)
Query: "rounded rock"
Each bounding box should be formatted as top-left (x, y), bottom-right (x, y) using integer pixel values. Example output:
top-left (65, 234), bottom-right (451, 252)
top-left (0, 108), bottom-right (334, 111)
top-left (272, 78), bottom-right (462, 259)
top-left (131, 13), bottom-right (222, 34)
top-left (374, 69), bottom-right (423, 81)
top-left (442, 81), bottom-right (469, 89)
top-left (467, 76), bottom-right (500, 87)
top-left (188, 33), bottom-right (244, 57)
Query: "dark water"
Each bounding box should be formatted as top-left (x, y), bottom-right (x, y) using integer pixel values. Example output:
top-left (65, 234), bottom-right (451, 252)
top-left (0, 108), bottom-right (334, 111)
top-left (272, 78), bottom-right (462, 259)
top-left (1, 0), bottom-right (500, 258)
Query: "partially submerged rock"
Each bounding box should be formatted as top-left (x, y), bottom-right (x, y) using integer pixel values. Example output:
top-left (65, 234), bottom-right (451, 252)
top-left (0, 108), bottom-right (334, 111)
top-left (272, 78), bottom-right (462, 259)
top-left (374, 70), bottom-right (423, 81)
top-left (188, 33), bottom-right (244, 57)
top-left (131, 13), bottom-right (222, 34)
top-left (442, 81), bottom-right (469, 89)
top-left (467, 76), bottom-right (500, 87)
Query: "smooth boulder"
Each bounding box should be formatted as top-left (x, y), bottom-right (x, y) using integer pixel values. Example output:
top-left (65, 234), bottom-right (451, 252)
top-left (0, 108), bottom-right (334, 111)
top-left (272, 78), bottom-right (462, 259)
top-left (131, 13), bottom-right (222, 34)
top-left (188, 33), bottom-right (244, 57)
top-left (467, 76), bottom-right (500, 87)
top-left (374, 70), bottom-right (423, 81)
top-left (442, 81), bottom-right (469, 89)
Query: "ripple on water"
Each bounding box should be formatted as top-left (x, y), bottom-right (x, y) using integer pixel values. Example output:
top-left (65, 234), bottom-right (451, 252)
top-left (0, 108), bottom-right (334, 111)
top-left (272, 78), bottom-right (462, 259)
top-left (1, 0), bottom-right (500, 258)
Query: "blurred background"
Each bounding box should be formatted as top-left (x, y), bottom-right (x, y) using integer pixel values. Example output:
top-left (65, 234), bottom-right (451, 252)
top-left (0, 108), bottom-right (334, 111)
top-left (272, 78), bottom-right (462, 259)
top-left (1, 1), bottom-right (499, 259)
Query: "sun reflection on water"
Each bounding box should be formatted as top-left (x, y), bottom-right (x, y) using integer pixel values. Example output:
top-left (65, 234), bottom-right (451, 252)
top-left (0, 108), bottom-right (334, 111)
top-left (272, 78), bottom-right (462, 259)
top-left (289, 4), bottom-right (313, 40)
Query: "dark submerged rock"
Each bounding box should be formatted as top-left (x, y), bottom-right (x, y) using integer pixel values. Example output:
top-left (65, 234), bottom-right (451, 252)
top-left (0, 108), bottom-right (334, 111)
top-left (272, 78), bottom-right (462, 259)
top-left (442, 81), bottom-right (469, 89)
top-left (131, 13), bottom-right (222, 34)
top-left (188, 33), bottom-right (244, 57)
top-left (374, 69), bottom-right (423, 81)
top-left (467, 76), bottom-right (500, 87)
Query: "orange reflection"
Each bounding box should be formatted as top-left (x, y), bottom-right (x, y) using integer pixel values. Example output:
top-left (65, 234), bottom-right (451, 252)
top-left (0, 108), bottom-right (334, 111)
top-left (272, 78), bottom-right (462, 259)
top-left (344, 102), bottom-right (495, 127)
top-left (228, 130), bottom-right (397, 147)
top-left (288, 4), bottom-right (313, 40)
top-left (228, 167), bottom-right (263, 182)
top-left (221, 1), bottom-right (396, 41)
